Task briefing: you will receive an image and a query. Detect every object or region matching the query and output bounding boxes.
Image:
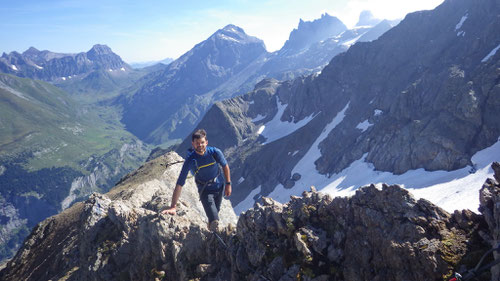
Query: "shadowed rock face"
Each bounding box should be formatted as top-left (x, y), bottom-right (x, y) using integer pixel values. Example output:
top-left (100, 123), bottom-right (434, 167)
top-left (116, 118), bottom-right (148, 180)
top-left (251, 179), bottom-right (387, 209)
top-left (1, 158), bottom-right (499, 280)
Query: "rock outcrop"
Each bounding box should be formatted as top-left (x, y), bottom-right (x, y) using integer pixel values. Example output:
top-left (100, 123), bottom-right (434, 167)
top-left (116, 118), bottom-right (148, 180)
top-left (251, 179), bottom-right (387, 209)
top-left (0, 152), bottom-right (237, 280)
top-left (479, 162), bottom-right (500, 280)
top-left (2, 156), bottom-right (500, 280)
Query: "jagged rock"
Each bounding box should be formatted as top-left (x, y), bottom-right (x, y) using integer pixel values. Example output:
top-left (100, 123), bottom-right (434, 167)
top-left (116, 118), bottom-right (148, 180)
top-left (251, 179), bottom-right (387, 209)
top-left (479, 162), bottom-right (500, 280)
top-left (0, 152), bottom-right (237, 281)
top-left (230, 184), bottom-right (490, 280)
top-left (2, 160), bottom-right (500, 280)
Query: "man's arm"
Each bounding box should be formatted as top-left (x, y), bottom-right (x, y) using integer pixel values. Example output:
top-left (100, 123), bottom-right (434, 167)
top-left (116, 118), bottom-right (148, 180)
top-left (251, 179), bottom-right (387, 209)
top-left (162, 184), bottom-right (183, 215)
top-left (163, 158), bottom-right (191, 215)
top-left (223, 164), bottom-right (231, 197)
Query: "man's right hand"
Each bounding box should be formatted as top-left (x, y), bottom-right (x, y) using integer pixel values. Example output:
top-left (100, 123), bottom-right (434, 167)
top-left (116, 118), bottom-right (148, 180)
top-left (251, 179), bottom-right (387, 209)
top-left (161, 207), bottom-right (176, 215)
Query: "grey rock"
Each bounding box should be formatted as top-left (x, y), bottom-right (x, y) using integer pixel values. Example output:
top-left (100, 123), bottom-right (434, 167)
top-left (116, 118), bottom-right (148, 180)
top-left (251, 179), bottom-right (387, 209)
top-left (2, 161), bottom-right (500, 281)
top-left (479, 162), bottom-right (500, 281)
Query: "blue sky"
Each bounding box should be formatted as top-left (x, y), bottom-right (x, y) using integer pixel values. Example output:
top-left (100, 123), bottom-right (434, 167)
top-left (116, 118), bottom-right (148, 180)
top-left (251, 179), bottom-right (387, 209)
top-left (1, 0), bottom-right (443, 63)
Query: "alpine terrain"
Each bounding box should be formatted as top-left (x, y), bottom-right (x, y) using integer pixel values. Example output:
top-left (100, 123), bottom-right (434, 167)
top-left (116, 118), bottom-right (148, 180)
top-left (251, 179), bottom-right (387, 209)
top-left (1, 150), bottom-right (499, 280)
top-left (0, 46), bottom-right (151, 262)
top-left (175, 0), bottom-right (500, 215)
top-left (116, 12), bottom-right (395, 145)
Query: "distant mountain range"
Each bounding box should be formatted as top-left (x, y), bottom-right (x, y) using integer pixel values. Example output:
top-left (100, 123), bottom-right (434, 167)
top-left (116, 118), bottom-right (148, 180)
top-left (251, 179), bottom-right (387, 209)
top-left (0, 44), bottom-right (131, 82)
top-left (129, 58), bottom-right (174, 69)
top-left (116, 13), bottom-right (396, 144)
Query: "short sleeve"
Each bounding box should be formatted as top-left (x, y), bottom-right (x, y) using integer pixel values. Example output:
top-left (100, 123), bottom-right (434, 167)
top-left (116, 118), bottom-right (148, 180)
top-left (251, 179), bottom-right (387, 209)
top-left (212, 147), bottom-right (227, 167)
top-left (176, 158), bottom-right (192, 186)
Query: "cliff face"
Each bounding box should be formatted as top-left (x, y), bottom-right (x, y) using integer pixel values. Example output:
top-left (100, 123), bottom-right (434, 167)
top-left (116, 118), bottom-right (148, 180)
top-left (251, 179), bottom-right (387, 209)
top-left (1, 156), bottom-right (499, 280)
top-left (174, 0), bottom-right (500, 209)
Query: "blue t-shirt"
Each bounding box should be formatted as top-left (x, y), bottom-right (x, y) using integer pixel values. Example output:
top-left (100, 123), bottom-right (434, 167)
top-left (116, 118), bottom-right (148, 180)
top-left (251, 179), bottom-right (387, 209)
top-left (176, 146), bottom-right (228, 190)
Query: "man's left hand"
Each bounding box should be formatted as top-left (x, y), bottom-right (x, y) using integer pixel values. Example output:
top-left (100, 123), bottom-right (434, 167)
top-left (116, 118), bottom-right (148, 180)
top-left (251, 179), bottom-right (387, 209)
top-left (225, 183), bottom-right (232, 197)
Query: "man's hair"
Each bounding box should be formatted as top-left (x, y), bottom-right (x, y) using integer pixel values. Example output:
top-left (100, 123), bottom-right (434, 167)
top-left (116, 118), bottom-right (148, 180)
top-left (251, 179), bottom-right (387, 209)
top-left (192, 129), bottom-right (207, 141)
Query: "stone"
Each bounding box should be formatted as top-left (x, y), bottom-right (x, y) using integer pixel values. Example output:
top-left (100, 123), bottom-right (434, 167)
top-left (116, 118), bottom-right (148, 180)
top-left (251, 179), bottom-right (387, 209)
top-left (2, 159), bottom-right (499, 281)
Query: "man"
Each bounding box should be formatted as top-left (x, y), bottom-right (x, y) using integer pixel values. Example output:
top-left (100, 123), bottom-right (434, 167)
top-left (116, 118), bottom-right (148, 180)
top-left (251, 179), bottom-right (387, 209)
top-left (162, 129), bottom-right (231, 231)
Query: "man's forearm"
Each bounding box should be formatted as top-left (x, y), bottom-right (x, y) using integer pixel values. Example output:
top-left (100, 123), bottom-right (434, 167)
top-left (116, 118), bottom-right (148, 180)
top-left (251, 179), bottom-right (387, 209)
top-left (223, 165), bottom-right (231, 183)
top-left (170, 184), bottom-right (183, 208)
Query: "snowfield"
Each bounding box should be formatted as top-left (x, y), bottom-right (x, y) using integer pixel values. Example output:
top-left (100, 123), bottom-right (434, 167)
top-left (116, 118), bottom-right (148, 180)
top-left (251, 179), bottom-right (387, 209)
top-left (235, 100), bottom-right (499, 215)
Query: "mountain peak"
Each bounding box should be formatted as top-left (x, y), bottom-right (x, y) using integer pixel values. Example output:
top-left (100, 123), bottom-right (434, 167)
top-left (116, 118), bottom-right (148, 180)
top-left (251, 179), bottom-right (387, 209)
top-left (282, 13), bottom-right (347, 51)
top-left (211, 24), bottom-right (263, 45)
top-left (355, 10), bottom-right (382, 26)
top-left (23, 47), bottom-right (40, 55)
top-left (87, 44), bottom-right (113, 55)
top-left (221, 24), bottom-right (244, 34)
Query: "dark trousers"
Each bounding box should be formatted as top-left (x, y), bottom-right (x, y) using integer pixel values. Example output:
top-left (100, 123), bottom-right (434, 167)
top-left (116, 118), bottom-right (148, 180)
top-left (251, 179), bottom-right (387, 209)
top-left (200, 188), bottom-right (223, 223)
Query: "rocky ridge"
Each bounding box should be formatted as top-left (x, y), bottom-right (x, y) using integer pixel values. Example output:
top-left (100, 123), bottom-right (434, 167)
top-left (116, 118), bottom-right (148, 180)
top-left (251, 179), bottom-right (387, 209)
top-left (1, 155), bottom-right (499, 280)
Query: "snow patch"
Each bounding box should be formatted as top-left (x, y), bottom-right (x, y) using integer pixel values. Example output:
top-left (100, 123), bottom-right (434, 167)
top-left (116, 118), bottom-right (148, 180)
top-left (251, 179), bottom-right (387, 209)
top-left (257, 125), bottom-right (265, 135)
top-left (121, 67), bottom-right (125, 71)
top-left (234, 185), bottom-right (262, 215)
top-left (260, 97), bottom-right (316, 144)
top-left (266, 138), bottom-right (500, 214)
top-left (342, 34), bottom-right (364, 47)
top-left (455, 13), bottom-right (468, 31)
top-left (249, 100), bottom-right (255, 105)
top-left (237, 177), bottom-right (245, 184)
top-left (218, 33), bottom-right (240, 43)
top-left (266, 103), bottom-right (349, 203)
top-left (11, 65), bottom-right (18, 71)
top-left (457, 31), bottom-right (465, 37)
top-left (252, 114), bottom-right (266, 123)
top-left (62, 77), bottom-right (66, 81)
top-left (356, 120), bottom-right (372, 132)
top-left (374, 109), bottom-right (383, 116)
top-left (34, 64), bottom-right (43, 70)
top-left (482, 43), bottom-right (500, 62)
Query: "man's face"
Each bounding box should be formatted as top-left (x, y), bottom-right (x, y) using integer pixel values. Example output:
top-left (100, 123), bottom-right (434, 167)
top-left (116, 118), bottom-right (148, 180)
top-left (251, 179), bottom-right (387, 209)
top-left (192, 137), bottom-right (207, 155)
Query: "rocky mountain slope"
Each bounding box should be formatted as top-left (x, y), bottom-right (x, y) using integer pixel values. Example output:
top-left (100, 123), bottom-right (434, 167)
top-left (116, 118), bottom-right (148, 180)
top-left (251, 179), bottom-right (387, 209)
top-left (118, 14), bottom-right (395, 145)
top-left (1, 153), bottom-right (499, 280)
top-left (0, 44), bottom-right (151, 103)
top-left (116, 24), bottom-right (268, 143)
top-left (0, 73), bottom-right (150, 262)
top-left (176, 0), bottom-right (500, 210)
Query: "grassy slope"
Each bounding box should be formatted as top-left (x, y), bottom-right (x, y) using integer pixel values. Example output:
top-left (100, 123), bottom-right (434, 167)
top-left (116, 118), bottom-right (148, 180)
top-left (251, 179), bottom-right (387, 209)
top-left (0, 73), bottom-right (145, 172)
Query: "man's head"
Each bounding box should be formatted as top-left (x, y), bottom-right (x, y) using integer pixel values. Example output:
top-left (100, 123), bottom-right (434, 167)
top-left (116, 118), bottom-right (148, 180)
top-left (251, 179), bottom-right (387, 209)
top-left (192, 129), bottom-right (207, 155)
